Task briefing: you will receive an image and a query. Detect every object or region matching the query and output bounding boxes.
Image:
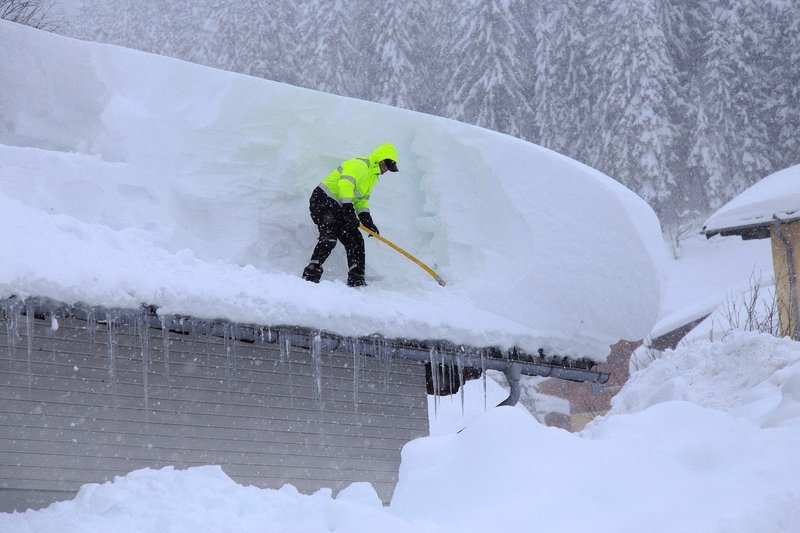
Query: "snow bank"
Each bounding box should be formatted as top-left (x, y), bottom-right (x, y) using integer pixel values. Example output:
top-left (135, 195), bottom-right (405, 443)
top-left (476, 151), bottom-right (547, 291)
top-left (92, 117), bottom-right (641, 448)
top-left (0, 465), bottom-right (426, 533)
top-left (614, 331), bottom-right (800, 428)
top-left (393, 332), bottom-right (800, 532)
top-left (0, 21), bottom-right (664, 358)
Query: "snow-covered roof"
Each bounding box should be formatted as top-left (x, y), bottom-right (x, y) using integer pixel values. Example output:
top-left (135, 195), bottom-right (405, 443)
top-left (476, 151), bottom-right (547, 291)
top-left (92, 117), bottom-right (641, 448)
top-left (0, 21), bottom-right (665, 361)
top-left (703, 164), bottom-right (800, 239)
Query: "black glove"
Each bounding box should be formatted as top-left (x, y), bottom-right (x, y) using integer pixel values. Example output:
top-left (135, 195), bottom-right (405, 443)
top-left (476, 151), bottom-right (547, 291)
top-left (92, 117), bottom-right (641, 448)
top-left (342, 203), bottom-right (360, 231)
top-left (358, 212), bottom-right (379, 235)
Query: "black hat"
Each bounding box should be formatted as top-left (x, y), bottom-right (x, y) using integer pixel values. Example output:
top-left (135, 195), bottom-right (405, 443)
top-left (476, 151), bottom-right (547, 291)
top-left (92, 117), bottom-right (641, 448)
top-left (384, 159), bottom-right (398, 172)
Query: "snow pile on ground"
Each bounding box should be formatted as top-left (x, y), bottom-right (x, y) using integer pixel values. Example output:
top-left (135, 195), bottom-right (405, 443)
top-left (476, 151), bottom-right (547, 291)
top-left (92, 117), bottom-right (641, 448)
top-left (614, 331), bottom-right (800, 428)
top-left (0, 465), bottom-right (425, 533)
top-left (4, 332), bottom-right (799, 533)
top-left (0, 20), bottom-right (664, 359)
top-left (394, 332), bottom-right (800, 533)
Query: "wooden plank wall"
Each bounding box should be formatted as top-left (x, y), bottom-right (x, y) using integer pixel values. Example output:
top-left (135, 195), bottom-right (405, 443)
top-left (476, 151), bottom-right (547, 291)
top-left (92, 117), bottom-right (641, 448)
top-left (772, 220), bottom-right (800, 339)
top-left (0, 308), bottom-right (429, 511)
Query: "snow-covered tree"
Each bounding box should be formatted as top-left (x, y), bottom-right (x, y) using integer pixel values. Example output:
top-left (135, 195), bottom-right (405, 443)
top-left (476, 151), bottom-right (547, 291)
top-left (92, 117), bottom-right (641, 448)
top-left (442, 0), bottom-right (535, 138)
top-left (583, 0), bottom-right (682, 215)
top-left (293, 1), bottom-right (366, 98)
top-left (357, 0), bottom-right (437, 112)
top-left (532, 1), bottom-right (590, 159)
top-left (687, 1), bottom-right (773, 210)
top-left (202, 1), bottom-right (298, 85)
top-left (763, 1), bottom-right (800, 172)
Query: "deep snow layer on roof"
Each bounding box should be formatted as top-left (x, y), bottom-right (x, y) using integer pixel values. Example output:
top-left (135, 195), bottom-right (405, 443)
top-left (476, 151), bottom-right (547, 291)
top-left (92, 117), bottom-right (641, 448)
top-left (703, 164), bottom-right (800, 237)
top-left (0, 21), bottom-right (664, 360)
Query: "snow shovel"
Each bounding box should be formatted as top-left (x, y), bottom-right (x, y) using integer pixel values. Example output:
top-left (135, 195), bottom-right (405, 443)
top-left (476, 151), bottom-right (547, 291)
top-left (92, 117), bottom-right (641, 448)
top-left (359, 225), bottom-right (446, 287)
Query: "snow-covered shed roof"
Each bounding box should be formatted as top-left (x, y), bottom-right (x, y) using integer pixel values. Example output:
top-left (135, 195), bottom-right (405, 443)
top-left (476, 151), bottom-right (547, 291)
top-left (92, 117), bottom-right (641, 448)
top-left (703, 165), bottom-right (800, 240)
top-left (0, 21), bottom-right (665, 364)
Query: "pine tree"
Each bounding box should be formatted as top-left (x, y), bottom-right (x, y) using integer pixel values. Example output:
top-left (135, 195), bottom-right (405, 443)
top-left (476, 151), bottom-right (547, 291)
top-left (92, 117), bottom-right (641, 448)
top-left (763, 1), bottom-right (800, 172)
top-left (583, 0), bottom-right (681, 215)
top-left (74, 0), bottom-right (135, 47)
top-left (532, 1), bottom-right (590, 160)
top-left (358, 0), bottom-right (437, 111)
top-left (161, 1), bottom-right (215, 68)
top-left (202, 1), bottom-right (298, 85)
top-left (442, 0), bottom-right (535, 138)
top-left (687, 0), bottom-right (772, 209)
top-left (659, 2), bottom-right (710, 218)
top-left (294, 0), bottom-right (366, 98)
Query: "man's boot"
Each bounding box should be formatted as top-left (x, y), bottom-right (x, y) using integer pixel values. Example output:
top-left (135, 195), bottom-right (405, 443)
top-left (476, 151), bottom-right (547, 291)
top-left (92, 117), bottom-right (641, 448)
top-left (302, 263), bottom-right (323, 283)
top-left (347, 275), bottom-right (367, 287)
top-left (346, 265), bottom-right (366, 287)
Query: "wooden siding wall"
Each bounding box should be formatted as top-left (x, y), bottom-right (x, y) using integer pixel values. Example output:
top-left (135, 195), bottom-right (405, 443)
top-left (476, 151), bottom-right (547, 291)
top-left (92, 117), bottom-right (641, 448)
top-left (772, 220), bottom-right (800, 339)
top-left (0, 309), bottom-right (429, 511)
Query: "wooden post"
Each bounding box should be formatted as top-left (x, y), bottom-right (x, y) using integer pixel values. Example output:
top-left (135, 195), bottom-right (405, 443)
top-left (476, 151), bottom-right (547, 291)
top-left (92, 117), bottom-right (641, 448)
top-left (771, 220), bottom-right (800, 339)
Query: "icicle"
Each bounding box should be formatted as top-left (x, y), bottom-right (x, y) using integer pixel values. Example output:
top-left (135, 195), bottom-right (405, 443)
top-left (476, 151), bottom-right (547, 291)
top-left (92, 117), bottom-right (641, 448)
top-left (224, 322), bottom-right (235, 400)
top-left (429, 347), bottom-right (439, 416)
top-left (447, 348), bottom-right (456, 397)
top-left (279, 330), bottom-right (288, 363)
top-left (351, 339), bottom-right (360, 412)
top-left (107, 310), bottom-right (118, 414)
top-left (86, 307), bottom-right (96, 347)
top-left (50, 315), bottom-right (58, 331)
top-left (48, 305), bottom-right (56, 363)
top-left (25, 301), bottom-right (34, 395)
top-left (223, 323), bottom-right (231, 388)
top-left (279, 330), bottom-right (294, 405)
top-left (5, 300), bottom-right (21, 372)
top-left (372, 337), bottom-right (390, 387)
top-left (160, 314), bottom-right (171, 385)
top-left (139, 313), bottom-right (150, 426)
top-left (311, 332), bottom-right (323, 407)
top-left (457, 353), bottom-right (465, 415)
top-left (381, 339), bottom-right (390, 388)
top-left (481, 349), bottom-right (488, 411)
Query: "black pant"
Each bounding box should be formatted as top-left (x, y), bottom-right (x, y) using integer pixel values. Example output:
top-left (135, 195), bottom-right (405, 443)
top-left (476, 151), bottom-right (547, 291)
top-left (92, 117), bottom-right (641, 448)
top-left (308, 187), bottom-right (365, 282)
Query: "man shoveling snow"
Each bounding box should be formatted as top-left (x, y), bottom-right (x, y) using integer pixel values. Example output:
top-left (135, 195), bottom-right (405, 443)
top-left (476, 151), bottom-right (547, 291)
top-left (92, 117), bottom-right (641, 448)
top-left (302, 143), bottom-right (399, 287)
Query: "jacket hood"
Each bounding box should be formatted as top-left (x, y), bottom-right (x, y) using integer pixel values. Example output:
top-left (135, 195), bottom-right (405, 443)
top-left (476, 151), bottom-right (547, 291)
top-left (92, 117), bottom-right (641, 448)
top-left (369, 143), bottom-right (398, 166)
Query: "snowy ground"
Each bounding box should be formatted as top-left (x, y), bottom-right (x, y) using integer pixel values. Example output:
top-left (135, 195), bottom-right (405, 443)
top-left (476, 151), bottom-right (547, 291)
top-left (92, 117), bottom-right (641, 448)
top-left (2, 21), bottom-right (800, 532)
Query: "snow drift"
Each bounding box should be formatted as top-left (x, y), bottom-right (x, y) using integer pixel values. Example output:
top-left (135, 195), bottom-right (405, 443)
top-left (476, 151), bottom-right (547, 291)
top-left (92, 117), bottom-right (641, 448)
top-left (0, 20), bottom-right (664, 359)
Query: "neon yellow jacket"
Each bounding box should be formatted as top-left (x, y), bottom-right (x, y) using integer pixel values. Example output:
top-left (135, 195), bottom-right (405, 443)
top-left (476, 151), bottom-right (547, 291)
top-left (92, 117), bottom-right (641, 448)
top-left (320, 144), bottom-right (398, 214)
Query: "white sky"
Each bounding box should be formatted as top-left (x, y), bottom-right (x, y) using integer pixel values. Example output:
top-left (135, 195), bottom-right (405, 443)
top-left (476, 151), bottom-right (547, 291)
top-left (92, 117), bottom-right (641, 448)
top-left (2, 21), bottom-right (799, 533)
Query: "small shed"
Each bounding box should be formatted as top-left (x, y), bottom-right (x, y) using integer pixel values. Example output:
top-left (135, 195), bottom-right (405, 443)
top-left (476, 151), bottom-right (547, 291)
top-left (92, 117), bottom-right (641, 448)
top-left (702, 165), bottom-right (800, 339)
top-left (1, 296), bottom-right (608, 512)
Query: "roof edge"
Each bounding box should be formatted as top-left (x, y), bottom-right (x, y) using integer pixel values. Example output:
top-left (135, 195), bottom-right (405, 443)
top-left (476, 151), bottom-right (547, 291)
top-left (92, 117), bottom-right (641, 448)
top-left (0, 295), bottom-right (610, 387)
top-left (703, 215), bottom-right (800, 241)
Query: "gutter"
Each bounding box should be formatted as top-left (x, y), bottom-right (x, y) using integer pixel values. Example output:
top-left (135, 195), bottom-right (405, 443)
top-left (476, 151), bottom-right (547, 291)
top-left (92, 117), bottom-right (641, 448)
top-left (1, 296), bottom-right (610, 406)
top-left (704, 214), bottom-right (800, 241)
